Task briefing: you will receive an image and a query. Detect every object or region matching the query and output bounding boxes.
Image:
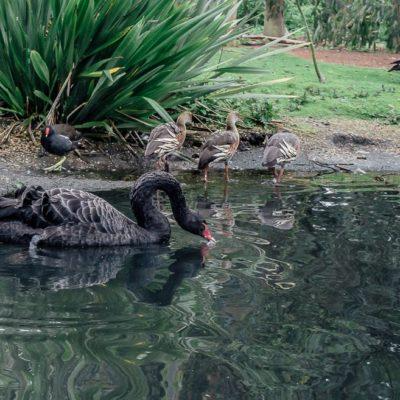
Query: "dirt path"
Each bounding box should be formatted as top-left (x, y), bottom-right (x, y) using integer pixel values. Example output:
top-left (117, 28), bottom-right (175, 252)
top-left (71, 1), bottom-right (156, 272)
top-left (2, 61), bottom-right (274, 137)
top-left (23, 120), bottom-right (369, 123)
top-left (291, 48), bottom-right (400, 69)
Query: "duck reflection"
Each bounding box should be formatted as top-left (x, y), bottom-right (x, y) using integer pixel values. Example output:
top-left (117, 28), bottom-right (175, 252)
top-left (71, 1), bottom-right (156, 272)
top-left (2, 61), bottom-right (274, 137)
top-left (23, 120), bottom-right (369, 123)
top-left (258, 187), bottom-right (296, 230)
top-left (197, 183), bottom-right (235, 238)
top-left (2, 244), bottom-right (209, 305)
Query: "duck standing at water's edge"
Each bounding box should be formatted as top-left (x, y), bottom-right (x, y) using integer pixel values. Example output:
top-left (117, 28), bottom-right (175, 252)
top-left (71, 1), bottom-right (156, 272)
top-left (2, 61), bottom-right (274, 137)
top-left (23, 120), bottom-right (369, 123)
top-left (0, 172), bottom-right (214, 248)
top-left (145, 111), bottom-right (193, 172)
top-left (262, 131), bottom-right (300, 183)
top-left (198, 112), bottom-right (242, 182)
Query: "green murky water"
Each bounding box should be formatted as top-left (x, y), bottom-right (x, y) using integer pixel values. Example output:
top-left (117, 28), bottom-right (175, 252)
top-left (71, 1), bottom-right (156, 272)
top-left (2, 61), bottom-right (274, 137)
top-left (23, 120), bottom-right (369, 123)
top-left (0, 172), bottom-right (399, 399)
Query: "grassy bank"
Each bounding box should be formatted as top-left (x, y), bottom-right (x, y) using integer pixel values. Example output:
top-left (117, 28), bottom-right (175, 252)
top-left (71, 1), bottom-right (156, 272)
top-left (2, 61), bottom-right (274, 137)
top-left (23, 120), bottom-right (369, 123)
top-left (221, 49), bottom-right (400, 124)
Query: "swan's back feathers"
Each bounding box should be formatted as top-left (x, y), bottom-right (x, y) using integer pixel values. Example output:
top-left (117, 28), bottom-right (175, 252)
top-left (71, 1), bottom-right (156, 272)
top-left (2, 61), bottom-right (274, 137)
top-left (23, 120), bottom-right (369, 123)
top-left (0, 186), bottom-right (135, 234)
top-left (41, 188), bottom-right (135, 234)
top-left (37, 222), bottom-right (147, 247)
top-left (0, 221), bottom-right (42, 244)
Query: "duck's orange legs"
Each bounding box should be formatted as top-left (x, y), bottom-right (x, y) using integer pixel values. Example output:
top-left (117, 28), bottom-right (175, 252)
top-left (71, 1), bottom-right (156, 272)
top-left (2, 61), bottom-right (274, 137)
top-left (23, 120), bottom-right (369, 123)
top-left (224, 163), bottom-right (230, 182)
top-left (202, 166), bottom-right (209, 183)
top-left (274, 167), bottom-right (285, 183)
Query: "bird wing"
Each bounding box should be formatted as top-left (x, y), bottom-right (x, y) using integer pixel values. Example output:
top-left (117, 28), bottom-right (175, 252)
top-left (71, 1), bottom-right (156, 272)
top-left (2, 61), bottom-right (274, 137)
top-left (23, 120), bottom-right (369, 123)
top-left (145, 123), bottom-right (181, 157)
top-left (7, 186), bottom-right (135, 234)
top-left (262, 146), bottom-right (281, 167)
top-left (198, 131), bottom-right (238, 169)
top-left (268, 132), bottom-right (300, 149)
top-left (52, 124), bottom-right (81, 140)
top-left (263, 132), bottom-right (299, 167)
top-left (148, 122), bottom-right (179, 142)
top-left (42, 188), bottom-right (134, 233)
top-left (201, 130), bottom-right (236, 150)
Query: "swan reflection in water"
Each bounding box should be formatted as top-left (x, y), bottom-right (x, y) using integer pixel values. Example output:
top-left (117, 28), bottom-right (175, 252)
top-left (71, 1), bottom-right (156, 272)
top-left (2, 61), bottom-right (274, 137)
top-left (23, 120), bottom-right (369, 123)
top-left (2, 244), bottom-right (209, 306)
top-left (258, 187), bottom-right (296, 230)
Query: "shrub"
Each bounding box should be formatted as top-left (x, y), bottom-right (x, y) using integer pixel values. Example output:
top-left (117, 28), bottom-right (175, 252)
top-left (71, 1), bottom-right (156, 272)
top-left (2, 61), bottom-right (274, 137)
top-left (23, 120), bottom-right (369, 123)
top-left (0, 0), bottom-right (295, 131)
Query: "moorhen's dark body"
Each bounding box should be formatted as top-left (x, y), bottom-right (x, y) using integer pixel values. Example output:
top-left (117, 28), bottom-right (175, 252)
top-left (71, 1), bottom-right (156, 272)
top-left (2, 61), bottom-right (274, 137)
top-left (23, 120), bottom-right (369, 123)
top-left (389, 60), bottom-right (400, 72)
top-left (41, 125), bottom-right (81, 171)
top-left (0, 172), bottom-right (214, 248)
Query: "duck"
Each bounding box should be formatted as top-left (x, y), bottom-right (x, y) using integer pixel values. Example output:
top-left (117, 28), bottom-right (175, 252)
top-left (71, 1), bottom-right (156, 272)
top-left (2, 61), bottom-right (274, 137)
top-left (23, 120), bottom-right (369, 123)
top-left (41, 124), bottom-right (82, 172)
top-left (0, 171), bottom-right (214, 248)
top-left (198, 112), bottom-right (242, 182)
top-left (389, 60), bottom-right (400, 72)
top-left (145, 111), bottom-right (193, 172)
top-left (262, 131), bottom-right (300, 183)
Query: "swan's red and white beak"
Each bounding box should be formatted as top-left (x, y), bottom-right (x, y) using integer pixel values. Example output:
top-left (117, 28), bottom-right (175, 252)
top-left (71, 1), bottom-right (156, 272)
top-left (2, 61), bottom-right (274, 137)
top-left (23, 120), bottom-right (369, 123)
top-left (202, 224), bottom-right (215, 243)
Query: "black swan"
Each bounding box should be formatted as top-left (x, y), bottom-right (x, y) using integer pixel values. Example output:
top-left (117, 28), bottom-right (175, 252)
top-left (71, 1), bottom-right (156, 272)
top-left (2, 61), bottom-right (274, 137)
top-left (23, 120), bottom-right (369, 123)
top-left (262, 131), bottom-right (300, 183)
top-left (41, 125), bottom-right (82, 172)
top-left (145, 111), bottom-right (193, 172)
top-left (198, 112), bottom-right (242, 182)
top-left (0, 171), bottom-right (214, 248)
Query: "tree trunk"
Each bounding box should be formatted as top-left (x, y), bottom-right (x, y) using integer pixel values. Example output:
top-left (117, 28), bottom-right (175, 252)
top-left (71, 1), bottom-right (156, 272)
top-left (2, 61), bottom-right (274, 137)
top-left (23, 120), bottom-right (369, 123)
top-left (264, 0), bottom-right (287, 37)
top-left (393, 0), bottom-right (400, 52)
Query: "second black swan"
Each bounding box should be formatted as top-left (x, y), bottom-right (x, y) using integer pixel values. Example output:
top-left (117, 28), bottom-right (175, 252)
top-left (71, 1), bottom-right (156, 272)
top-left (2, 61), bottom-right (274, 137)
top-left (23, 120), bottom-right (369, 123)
top-left (0, 171), bottom-right (214, 248)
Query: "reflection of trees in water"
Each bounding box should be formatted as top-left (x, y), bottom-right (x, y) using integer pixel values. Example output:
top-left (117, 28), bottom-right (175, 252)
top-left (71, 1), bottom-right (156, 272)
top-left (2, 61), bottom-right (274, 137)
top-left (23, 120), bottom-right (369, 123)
top-left (186, 188), bottom-right (400, 399)
top-left (0, 186), bottom-right (398, 399)
top-left (0, 245), bottom-right (210, 399)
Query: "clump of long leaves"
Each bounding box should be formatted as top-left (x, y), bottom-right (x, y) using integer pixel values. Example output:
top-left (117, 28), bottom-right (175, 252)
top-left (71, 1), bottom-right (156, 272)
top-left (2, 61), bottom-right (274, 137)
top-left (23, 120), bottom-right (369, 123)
top-left (0, 0), bottom-right (302, 131)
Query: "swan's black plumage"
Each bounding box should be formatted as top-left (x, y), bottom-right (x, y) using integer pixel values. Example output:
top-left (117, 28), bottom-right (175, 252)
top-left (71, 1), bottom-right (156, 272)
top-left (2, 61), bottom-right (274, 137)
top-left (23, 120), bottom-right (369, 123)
top-left (0, 172), bottom-right (212, 248)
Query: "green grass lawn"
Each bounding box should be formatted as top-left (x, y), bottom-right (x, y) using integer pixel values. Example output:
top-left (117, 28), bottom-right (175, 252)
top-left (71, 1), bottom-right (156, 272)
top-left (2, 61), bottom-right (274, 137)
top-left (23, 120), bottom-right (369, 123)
top-left (224, 49), bottom-right (400, 124)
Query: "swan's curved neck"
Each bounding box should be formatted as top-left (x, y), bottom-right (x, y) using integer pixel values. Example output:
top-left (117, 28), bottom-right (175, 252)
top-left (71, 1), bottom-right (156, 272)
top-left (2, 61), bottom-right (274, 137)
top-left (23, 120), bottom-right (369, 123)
top-left (130, 173), bottom-right (190, 243)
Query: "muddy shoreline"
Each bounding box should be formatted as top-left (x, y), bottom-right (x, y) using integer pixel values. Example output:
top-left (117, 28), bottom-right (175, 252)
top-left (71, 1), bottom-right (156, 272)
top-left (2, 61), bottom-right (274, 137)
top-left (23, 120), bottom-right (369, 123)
top-left (0, 147), bottom-right (398, 197)
top-left (0, 117), bottom-right (398, 196)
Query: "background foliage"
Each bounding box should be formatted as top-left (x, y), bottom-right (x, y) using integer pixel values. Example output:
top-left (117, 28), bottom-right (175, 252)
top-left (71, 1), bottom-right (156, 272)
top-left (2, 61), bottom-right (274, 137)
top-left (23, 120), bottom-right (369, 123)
top-left (240, 0), bottom-right (400, 51)
top-left (0, 0), bottom-right (287, 131)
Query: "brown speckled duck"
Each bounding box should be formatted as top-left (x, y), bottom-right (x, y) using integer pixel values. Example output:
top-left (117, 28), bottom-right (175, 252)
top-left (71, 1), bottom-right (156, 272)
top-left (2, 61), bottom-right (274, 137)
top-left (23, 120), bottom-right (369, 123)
top-left (145, 111), bottom-right (193, 171)
top-left (198, 112), bottom-right (242, 182)
top-left (262, 131), bottom-right (300, 183)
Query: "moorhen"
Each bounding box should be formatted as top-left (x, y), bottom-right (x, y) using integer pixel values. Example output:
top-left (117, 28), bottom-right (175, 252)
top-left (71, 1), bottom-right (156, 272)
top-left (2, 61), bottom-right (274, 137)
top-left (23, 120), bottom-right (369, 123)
top-left (40, 124), bottom-right (82, 172)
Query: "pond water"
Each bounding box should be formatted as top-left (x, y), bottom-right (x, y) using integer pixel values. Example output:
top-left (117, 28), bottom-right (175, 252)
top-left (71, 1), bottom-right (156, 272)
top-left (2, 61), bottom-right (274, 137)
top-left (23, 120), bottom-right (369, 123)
top-left (0, 172), bottom-right (399, 399)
